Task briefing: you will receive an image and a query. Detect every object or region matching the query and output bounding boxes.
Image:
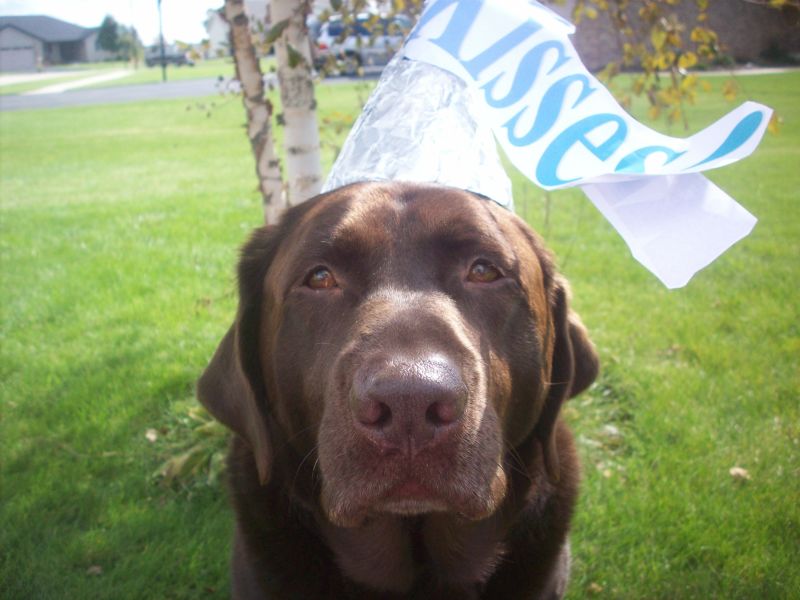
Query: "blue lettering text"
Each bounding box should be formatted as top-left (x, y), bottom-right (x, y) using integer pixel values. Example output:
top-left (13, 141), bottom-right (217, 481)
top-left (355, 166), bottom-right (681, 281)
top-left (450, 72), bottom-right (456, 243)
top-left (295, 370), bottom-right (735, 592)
top-left (615, 145), bottom-right (685, 174)
top-left (481, 40), bottom-right (569, 109)
top-left (503, 74), bottom-right (596, 146)
top-left (537, 114), bottom-right (628, 186)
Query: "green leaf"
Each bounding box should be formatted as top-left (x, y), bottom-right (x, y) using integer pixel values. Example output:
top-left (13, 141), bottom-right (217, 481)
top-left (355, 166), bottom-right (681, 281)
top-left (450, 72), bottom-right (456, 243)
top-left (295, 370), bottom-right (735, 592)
top-left (265, 19), bottom-right (289, 45)
top-left (287, 44), bottom-right (305, 69)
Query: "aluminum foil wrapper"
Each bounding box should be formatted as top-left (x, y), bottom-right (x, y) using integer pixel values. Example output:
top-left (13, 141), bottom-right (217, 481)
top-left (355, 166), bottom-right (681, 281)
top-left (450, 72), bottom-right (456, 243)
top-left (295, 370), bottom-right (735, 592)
top-left (323, 55), bottom-right (514, 210)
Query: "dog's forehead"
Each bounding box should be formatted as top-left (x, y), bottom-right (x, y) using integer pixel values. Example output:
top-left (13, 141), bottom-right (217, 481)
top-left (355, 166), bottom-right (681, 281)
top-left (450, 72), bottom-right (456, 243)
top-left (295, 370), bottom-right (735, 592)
top-left (308, 182), bottom-right (516, 251)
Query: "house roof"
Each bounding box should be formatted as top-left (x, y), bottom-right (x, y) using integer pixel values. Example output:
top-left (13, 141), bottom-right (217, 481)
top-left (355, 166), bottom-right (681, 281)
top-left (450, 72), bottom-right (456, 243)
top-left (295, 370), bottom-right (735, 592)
top-left (0, 15), bottom-right (94, 43)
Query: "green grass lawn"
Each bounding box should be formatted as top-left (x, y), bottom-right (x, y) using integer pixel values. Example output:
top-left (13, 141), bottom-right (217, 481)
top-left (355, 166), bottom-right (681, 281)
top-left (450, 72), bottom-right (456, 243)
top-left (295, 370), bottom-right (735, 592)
top-left (1, 73), bottom-right (798, 599)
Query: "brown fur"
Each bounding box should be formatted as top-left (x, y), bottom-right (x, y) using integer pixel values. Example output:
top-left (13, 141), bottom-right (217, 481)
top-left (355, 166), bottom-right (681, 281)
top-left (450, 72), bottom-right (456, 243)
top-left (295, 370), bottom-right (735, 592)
top-left (198, 182), bottom-right (599, 599)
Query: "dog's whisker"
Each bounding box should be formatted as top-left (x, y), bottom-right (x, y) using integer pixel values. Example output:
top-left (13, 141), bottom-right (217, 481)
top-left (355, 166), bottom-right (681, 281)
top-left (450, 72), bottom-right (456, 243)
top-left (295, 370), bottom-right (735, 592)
top-left (292, 443), bottom-right (321, 491)
top-left (502, 441), bottom-right (533, 483)
top-left (281, 422), bottom-right (318, 445)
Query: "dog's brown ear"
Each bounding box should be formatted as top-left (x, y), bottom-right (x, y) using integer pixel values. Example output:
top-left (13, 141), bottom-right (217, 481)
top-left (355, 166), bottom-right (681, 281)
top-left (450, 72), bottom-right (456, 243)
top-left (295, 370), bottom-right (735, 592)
top-left (197, 225), bottom-right (282, 485)
top-left (534, 277), bottom-right (599, 479)
top-left (198, 324), bottom-right (272, 483)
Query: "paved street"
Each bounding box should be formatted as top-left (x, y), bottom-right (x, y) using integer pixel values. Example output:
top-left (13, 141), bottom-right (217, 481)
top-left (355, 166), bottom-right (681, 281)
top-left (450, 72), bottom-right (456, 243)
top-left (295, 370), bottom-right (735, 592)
top-left (0, 71), bottom-right (378, 112)
top-left (0, 77), bottom-right (223, 111)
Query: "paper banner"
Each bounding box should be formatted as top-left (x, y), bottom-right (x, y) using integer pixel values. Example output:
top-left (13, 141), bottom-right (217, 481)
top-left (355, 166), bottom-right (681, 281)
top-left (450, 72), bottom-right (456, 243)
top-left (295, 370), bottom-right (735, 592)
top-left (399, 0), bottom-right (771, 287)
top-left (582, 174), bottom-right (757, 288)
top-left (403, 0), bottom-right (772, 190)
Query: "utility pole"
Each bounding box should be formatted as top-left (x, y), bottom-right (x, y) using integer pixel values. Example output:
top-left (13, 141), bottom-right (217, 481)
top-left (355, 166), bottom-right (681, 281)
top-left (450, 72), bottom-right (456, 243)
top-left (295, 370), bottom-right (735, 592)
top-left (157, 0), bottom-right (167, 82)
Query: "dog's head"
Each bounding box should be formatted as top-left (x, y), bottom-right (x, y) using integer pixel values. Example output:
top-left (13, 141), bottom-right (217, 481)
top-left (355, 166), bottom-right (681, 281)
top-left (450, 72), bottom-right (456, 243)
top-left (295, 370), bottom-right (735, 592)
top-left (199, 182), bottom-right (597, 527)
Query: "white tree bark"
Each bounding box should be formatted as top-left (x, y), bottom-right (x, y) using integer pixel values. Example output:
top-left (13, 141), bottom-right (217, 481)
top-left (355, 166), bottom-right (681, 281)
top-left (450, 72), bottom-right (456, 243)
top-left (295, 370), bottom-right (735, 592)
top-left (224, 0), bottom-right (286, 225)
top-left (271, 0), bottom-right (323, 205)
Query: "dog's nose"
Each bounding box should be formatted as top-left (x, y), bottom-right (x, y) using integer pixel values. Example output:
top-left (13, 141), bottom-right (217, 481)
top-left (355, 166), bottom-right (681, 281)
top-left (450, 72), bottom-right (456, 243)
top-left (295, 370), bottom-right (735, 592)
top-left (351, 354), bottom-right (467, 455)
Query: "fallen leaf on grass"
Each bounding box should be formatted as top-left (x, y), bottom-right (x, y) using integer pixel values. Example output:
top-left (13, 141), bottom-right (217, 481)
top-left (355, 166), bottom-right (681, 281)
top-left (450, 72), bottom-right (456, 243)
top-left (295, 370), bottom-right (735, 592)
top-left (588, 582), bottom-right (604, 594)
top-left (729, 466), bottom-right (751, 481)
top-left (601, 424), bottom-right (621, 438)
top-left (86, 565), bottom-right (103, 576)
top-left (145, 429), bottom-right (158, 443)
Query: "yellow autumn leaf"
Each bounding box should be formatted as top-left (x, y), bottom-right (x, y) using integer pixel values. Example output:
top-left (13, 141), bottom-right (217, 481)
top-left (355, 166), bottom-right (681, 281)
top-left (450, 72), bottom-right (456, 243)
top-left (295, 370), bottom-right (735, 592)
top-left (722, 79), bottom-right (739, 102)
top-left (651, 28), bottom-right (668, 50)
top-left (768, 113), bottom-right (782, 135)
top-left (691, 26), bottom-right (711, 43)
top-left (668, 107), bottom-right (682, 124)
top-left (680, 73), bottom-right (698, 90)
top-left (679, 51), bottom-right (698, 70)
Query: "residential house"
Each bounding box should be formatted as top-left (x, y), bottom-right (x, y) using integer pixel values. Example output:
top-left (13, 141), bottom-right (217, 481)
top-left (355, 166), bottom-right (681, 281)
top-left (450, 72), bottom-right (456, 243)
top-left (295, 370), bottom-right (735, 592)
top-left (0, 15), bottom-right (113, 72)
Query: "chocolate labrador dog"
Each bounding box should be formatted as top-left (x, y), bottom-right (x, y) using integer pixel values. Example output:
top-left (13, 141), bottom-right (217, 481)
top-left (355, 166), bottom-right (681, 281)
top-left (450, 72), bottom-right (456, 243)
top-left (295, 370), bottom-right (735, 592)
top-left (198, 182), bottom-right (598, 599)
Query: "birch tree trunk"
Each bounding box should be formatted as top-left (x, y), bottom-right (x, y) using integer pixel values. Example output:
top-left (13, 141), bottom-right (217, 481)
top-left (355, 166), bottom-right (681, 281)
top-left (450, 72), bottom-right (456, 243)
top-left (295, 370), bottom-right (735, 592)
top-left (224, 0), bottom-right (286, 225)
top-left (271, 0), bottom-right (323, 205)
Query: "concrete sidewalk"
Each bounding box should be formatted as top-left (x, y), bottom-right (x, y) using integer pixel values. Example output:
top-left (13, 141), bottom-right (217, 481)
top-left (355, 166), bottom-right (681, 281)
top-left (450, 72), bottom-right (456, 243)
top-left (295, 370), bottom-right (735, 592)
top-left (701, 66), bottom-right (800, 77)
top-left (0, 70), bottom-right (78, 86)
top-left (23, 70), bottom-right (133, 95)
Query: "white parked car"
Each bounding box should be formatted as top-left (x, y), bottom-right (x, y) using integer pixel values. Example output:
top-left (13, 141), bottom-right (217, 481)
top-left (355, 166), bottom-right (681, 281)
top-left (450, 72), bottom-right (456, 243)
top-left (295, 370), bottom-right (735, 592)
top-left (312, 14), bottom-right (413, 76)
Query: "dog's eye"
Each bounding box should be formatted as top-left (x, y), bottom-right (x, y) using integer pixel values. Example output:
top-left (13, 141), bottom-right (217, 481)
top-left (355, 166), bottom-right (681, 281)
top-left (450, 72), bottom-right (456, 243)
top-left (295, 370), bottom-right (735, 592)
top-left (467, 260), bottom-right (503, 284)
top-left (305, 267), bottom-right (338, 290)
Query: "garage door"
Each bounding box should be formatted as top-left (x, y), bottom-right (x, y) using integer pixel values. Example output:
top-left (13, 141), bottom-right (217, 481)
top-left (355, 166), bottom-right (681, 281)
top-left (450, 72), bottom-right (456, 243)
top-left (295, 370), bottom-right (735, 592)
top-left (0, 47), bottom-right (37, 72)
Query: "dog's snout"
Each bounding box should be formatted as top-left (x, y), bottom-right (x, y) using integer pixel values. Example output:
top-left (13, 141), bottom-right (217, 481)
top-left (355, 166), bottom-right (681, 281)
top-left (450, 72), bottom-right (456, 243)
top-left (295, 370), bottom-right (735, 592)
top-left (350, 354), bottom-right (467, 455)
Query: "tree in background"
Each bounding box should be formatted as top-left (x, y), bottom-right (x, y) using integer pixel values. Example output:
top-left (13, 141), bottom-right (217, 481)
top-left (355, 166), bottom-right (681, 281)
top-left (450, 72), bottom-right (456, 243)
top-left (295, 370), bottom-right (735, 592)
top-left (224, 0), bottom-right (322, 224)
top-left (96, 15), bottom-right (120, 54)
top-left (117, 26), bottom-right (144, 67)
top-left (271, 0), bottom-right (323, 205)
top-left (96, 14), bottom-right (143, 66)
top-left (567, 0), bottom-right (720, 130)
top-left (563, 0), bottom-right (785, 132)
top-left (224, 0), bottom-right (285, 224)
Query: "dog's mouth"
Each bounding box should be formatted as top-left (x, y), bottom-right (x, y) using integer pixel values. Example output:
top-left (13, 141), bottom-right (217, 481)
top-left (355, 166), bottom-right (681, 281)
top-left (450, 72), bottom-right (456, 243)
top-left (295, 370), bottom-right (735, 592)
top-left (319, 450), bottom-right (508, 528)
top-left (377, 479), bottom-right (450, 516)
